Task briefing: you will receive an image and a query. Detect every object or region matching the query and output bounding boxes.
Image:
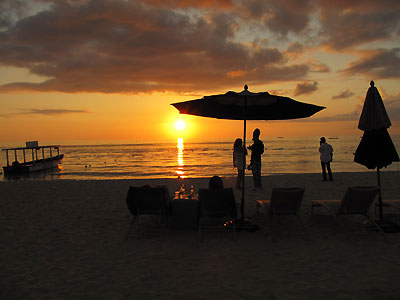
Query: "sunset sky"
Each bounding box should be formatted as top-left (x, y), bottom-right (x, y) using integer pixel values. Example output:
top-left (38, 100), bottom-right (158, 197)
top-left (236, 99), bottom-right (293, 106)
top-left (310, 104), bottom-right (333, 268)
top-left (0, 0), bottom-right (399, 144)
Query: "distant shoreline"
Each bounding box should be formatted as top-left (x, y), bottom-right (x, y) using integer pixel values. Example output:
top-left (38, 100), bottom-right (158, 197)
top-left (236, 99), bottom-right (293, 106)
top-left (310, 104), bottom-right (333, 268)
top-left (1, 170), bottom-right (400, 182)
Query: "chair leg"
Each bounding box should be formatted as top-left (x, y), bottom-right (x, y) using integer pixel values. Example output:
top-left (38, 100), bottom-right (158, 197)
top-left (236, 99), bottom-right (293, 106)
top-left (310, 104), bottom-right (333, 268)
top-left (296, 215), bottom-right (311, 240)
top-left (198, 219), bottom-right (204, 243)
top-left (261, 204), bottom-right (275, 240)
top-left (229, 218), bottom-right (236, 241)
top-left (366, 217), bottom-right (390, 244)
top-left (125, 215), bottom-right (137, 240)
top-left (266, 216), bottom-right (277, 242)
top-left (262, 205), bottom-right (269, 234)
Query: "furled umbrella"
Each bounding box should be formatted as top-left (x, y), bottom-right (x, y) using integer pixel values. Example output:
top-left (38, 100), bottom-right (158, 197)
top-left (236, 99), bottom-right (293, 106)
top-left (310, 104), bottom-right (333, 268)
top-left (354, 81), bottom-right (399, 221)
top-left (171, 85), bottom-right (325, 223)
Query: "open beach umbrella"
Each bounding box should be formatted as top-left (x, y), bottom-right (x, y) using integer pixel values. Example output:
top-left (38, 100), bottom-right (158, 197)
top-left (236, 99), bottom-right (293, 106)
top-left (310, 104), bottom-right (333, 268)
top-left (171, 85), bottom-right (325, 222)
top-left (354, 81), bottom-right (399, 221)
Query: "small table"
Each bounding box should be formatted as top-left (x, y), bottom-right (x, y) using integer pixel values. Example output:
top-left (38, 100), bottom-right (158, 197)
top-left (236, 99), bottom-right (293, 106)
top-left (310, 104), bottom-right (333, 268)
top-left (171, 195), bottom-right (199, 229)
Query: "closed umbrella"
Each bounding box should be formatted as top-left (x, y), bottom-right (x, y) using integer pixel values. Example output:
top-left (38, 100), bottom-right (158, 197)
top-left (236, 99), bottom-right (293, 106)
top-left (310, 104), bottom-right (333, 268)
top-left (354, 81), bottom-right (399, 221)
top-left (172, 85), bottom-right (325, 224)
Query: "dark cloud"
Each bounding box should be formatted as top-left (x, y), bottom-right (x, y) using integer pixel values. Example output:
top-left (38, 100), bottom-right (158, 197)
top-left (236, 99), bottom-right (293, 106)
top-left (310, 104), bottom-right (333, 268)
top-left (0, 0), bottom-right (399, 94)
top-left (141, 0), bottom-right (234, 9)
top-left (239, 0), bottom-right (313, 36)
top-left (332, 89), bottom-right (354, 100)
top-left (286, 42), bottom-right (304, 54)
top-left (0, 0), bottom-right (312, 93)
top-left (0, 108), bottom-right (89, 117)
top-left (342, 48), bottom-right (400, 79)
top-left (318, 0), bottom-right (400, 50)
top-left (294, 81), bottom-right (318, 96)
top-left (236, 0), bottom-right (400, 49)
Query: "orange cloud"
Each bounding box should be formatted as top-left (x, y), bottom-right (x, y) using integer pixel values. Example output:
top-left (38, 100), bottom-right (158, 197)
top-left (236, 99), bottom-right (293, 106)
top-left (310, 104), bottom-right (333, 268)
top-left (294, 81), bottom-right (318, 96)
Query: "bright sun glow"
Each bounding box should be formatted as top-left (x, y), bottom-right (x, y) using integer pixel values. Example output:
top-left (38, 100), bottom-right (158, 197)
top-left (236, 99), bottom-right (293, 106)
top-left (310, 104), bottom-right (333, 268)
top-left (174, 119), bottom-right (186, 131)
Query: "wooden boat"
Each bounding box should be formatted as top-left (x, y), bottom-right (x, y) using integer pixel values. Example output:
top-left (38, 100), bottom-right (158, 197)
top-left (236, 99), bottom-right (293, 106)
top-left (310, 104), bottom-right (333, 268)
top-left (2, 141), bottom-right (64, 176)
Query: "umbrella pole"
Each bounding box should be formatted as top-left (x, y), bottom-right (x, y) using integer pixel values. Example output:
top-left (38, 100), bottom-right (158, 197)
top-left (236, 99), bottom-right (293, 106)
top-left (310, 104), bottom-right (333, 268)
top-left (241, 117), bottom-right (246, 220)
top-left (377, 167), bottom-right (383, 221)
top-left (241, 97), bottom-right (247, 220)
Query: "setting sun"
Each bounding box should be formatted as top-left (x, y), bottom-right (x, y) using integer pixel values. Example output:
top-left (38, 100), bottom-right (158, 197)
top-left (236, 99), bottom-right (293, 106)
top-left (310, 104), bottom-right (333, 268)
top-left (174, 119), bottom-right (186, 131)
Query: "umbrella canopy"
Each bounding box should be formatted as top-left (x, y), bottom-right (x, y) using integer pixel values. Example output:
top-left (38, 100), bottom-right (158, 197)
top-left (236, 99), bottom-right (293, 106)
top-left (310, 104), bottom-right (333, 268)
top-left (358, 81), bottom-right (391, 131)
top-left (354, 128), bottom-right (399, 170)
top-left (354, 81), bottom-right (399, 221)
top-left (172, 86), bottom-right (325, 121)
top-left (171, 85), bottom-right (325, 222)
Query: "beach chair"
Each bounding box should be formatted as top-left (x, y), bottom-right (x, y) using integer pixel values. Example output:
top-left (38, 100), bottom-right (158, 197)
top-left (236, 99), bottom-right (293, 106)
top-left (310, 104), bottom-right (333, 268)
top-left (256, 187), bottom-right (308, 239)
top-left (311, 186), bottom-right (386, 240)
top-left (125, 185), bottom-right (170, 240)
top-left (198, 188), bottom-right (237, 241)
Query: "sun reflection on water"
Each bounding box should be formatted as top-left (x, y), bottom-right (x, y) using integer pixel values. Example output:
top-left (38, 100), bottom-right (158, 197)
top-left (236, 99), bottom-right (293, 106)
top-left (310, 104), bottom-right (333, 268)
top-left (176, 137), bottom-right (185, 178)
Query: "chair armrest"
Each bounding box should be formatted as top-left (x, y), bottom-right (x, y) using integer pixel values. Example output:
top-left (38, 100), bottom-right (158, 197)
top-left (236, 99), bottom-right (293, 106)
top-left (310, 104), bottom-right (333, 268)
top-left (257, 200), bottom-right (270, 208)
top-left (311, 200), bottom-right (341, 216)
top-left (378, 200), bottom-right (400, 210)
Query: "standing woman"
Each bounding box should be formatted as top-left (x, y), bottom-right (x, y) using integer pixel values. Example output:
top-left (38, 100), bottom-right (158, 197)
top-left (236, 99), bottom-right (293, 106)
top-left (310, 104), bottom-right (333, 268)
top-left (233, 138), bottom-right (247, 189)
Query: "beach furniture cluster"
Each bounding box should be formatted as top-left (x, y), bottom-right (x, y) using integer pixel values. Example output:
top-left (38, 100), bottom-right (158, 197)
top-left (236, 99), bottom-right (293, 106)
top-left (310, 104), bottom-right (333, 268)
top-left (124, 182), bottom-right (397, 242)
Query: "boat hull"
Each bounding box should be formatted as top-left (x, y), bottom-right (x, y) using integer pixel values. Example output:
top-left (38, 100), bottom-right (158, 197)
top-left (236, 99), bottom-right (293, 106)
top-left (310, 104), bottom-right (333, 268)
top-left (3, 154), bottom-right (64, 176)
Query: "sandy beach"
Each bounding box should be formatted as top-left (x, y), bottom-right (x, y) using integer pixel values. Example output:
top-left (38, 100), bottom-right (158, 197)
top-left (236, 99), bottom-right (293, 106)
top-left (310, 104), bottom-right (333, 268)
top-left (1, 171), bottom-right (400, 299)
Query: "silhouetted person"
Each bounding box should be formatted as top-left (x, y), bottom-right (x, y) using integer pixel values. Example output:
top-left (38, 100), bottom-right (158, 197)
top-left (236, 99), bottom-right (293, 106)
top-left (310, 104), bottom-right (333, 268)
top-left (248, 128), bottom-right (264, 189)
top-left (233, 138), bottom-right (247, 189)
top-left (209, 175), bottom-right (224, 190)
top-left (319, 137), bottom-right (333, 181)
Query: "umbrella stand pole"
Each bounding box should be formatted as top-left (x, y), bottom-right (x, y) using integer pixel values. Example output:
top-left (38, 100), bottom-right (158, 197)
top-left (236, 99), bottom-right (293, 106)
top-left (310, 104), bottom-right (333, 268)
top-left (377, 167), bottom-right (383, 221)
top-left (241, 104), bottom-right (247, 220)
top-left (241, 119), bottom-right (246, 219)
top-left (235, 97), bottom-right (259, 231)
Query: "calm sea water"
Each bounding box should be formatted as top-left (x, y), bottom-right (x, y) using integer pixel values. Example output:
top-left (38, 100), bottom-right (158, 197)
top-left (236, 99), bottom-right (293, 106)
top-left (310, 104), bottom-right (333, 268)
top-left (1, 136), bottom-right (399, 181)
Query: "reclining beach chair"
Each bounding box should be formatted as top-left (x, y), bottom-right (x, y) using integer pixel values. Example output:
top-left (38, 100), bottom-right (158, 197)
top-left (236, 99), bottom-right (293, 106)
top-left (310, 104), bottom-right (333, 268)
top-left (311, 186), bottom-right (386, 240)
top-left (125, 185), bottom-right (170, 240)
top-left (198, 188), bottom-right (237, 240)
top-left (256, 187), bottom-right (308, 239)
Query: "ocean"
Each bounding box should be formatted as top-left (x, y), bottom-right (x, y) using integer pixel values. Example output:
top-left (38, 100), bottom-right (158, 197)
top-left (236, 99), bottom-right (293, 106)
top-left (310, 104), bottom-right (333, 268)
top-left (1, 136), bottom-right (399, 181)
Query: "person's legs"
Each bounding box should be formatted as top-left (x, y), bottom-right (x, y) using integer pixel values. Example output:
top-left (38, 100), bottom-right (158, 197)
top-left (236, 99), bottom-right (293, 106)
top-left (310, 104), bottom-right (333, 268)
top-left (326, 162), bottom-right (333, 181)
top-left (252, 164), bottom-right (257, 187)
top-left (252, 160), bottom-right (262, 188)
top-left (321, 161), bottom-right (327, 181)
top-left (236, 168), bottom-right (243, 188)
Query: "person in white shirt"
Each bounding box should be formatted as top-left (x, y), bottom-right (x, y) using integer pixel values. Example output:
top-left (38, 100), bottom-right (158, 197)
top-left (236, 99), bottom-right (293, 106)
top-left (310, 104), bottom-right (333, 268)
top-left (319, 137), bottom-right (333, 181)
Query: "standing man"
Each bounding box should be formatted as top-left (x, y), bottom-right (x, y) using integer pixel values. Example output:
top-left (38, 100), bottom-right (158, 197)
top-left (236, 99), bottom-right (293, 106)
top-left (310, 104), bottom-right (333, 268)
top-left (319, 137), bottom-right (333, 181)
top-left (248, 128), bottom-right (264, 189)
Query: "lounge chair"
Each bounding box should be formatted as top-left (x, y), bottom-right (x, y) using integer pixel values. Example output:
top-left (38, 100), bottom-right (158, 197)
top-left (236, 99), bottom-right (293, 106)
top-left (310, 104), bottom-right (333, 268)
top-left (256, 187), bottom-right (308, 239)
top-left (198, 188), bottom-right (237, 240)
top-left (125, 185), bottom-right (170, 240)
top-left (311, 186), bottom-right (386, 240)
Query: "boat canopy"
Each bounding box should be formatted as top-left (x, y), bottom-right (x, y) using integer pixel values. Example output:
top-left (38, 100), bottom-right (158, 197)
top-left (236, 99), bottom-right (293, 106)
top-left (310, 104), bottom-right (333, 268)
top-left (2, 145), bottom-right (60, 151)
